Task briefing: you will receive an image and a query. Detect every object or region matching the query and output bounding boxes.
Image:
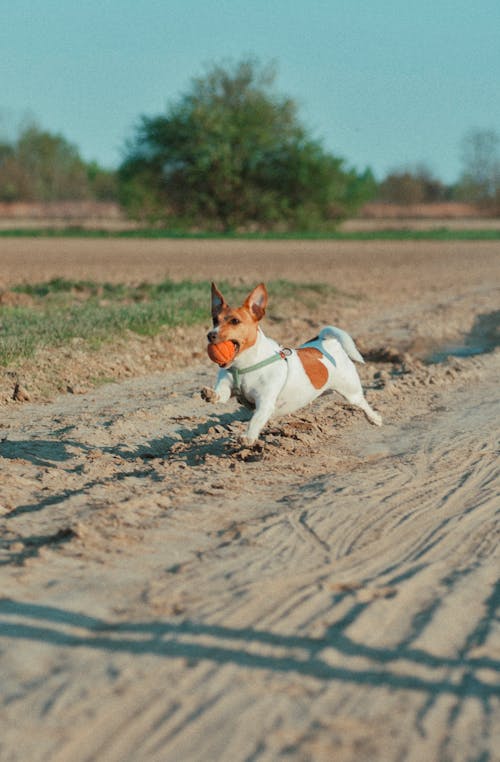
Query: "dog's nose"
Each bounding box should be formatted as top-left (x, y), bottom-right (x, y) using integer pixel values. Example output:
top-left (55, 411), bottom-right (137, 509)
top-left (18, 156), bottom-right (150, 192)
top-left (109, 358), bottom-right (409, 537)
top-left (207, 330), bottom-right (217, 343)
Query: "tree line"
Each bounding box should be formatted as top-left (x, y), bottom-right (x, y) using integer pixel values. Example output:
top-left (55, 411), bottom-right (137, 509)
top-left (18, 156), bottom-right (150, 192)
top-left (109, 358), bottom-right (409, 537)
top-left (1, 60), bottom-right (499, 229)
top-left (0, 123), bottom-right (117, 203)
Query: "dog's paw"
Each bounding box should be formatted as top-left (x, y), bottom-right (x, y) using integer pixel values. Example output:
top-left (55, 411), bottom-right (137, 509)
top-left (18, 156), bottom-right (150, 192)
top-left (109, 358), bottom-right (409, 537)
top-left (201, 386), bottom-right (219, 403)
top-left (239, 435), bottom-right (263, 450)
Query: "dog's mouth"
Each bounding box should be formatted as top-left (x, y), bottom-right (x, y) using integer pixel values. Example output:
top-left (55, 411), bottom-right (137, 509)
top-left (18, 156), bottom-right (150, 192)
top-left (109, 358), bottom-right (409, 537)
top-left (206, 338), bottom-right (241, 368)
top-left (220, 340), bottom-right (240, 368)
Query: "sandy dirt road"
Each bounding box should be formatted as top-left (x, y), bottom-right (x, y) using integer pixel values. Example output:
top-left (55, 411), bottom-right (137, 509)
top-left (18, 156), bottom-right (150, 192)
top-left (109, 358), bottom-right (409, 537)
top-left (0, 239), bottom-right (499, 761)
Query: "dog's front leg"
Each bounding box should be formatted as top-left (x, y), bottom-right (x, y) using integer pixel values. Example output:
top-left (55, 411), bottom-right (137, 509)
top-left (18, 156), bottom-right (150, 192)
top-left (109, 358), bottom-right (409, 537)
top-left (201, 369), bottom-right (232, 404)
top-left (241, 397), bottom-right (276, 447)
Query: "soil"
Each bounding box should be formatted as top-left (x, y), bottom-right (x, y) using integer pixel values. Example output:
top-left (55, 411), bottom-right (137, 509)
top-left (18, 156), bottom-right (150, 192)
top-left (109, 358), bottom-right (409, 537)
top-left (0, 239), bottom-right (499, 761)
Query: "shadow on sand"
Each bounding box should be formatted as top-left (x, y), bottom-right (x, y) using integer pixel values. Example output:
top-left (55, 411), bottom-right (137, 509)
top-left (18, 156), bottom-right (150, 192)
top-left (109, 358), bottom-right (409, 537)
top-left (1, 590), bottom-right (498, 705)
top-left (1, 408), bottom-right (252, 525)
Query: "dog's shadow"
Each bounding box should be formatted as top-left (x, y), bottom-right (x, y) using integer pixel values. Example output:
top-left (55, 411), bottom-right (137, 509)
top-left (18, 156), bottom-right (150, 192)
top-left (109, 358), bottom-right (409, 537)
top-left (132, 407), bottom-right (260, 466)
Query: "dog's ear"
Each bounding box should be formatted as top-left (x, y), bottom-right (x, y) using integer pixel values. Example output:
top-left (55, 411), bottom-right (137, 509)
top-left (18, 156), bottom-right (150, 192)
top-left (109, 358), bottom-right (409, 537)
top-left (211, 282), bottom-right (227, 322)
top-left (244, 283), bottom-right (268, 321)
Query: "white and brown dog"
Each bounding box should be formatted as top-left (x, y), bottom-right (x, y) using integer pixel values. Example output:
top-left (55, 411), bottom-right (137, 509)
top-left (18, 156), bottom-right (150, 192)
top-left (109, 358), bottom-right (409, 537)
top-left (203, 282), bottom-right (381, 446)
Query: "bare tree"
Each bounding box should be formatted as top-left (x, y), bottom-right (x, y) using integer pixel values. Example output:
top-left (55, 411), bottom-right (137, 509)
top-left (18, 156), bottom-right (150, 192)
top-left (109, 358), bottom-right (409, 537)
top-left (457, 128), bottom-right (500, 208)
top-left (377, 164), bottom-right (449, 204)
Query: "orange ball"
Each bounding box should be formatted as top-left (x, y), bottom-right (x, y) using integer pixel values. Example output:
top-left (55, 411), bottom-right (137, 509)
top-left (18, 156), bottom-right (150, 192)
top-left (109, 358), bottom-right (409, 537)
top-left (207, 340), bottom-right (236, 366)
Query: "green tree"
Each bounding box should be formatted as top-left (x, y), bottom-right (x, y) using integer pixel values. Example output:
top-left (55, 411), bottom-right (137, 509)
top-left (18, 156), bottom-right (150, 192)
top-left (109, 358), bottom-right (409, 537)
top-left (0, 122), bottom-right (118, 203)
top-left (86, 160), bottom-right (118, 201)
top-left (120, 59), bottom-right (374, 230)
top-left (14, 124), bottom-right (89, 200)
top-left (0, 140), bottom-right (19, 201)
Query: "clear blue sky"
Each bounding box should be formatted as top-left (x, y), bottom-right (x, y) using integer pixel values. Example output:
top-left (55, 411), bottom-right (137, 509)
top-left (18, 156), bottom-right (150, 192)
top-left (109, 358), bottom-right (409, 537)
top-left (2, 0), bottom-right (499, 183)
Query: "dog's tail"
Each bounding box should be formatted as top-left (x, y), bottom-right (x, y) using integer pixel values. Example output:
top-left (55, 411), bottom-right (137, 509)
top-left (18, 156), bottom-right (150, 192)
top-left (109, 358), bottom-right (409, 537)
top-left (319, 326), bottom-right (365, 364)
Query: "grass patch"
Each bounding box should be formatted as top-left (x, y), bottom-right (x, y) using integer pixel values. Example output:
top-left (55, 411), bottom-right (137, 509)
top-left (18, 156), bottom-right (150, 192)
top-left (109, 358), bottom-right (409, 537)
top-left (0, 278), bottom-right (333, 366)
top-left (0, 227), bottom-right (500, 240)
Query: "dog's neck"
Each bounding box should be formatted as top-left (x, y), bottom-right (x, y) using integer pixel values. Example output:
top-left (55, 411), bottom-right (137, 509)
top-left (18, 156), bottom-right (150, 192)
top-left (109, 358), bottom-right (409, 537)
top-left (231, 327), bottom-right (279, 369)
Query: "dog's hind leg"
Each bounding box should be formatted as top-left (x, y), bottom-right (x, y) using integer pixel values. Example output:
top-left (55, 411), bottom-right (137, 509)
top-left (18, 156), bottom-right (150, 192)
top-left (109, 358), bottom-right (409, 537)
top-left (341, 390), bottom-right (382, 426)
top-left (328, 357), bottom-right (382, 426)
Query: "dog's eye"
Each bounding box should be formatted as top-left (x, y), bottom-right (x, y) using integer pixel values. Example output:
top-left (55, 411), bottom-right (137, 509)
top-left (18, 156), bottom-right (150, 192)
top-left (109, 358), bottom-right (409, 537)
top-left (230, 317), bottom-right (240, 325)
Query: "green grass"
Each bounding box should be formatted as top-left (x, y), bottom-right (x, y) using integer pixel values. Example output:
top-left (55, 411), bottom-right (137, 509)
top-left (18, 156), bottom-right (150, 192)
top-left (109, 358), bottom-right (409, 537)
top-left (0, 278), bottom-right (332, 366)
top-left (1, 227), bottom-right (500, 240)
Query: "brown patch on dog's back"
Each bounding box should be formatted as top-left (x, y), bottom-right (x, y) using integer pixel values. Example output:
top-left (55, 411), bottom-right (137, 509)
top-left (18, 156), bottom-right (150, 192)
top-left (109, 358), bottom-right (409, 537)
top-left (297, 347), bottom-right (329, 389)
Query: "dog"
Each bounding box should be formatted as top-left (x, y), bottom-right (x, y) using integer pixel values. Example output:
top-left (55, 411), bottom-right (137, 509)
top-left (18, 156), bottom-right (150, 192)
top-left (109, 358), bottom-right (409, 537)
top-left (202, 282), bottom-right (381, 446)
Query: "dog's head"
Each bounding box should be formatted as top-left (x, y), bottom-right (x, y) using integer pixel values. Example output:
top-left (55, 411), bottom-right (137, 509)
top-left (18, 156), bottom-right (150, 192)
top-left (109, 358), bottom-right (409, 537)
top-left (206, 282), bottom-right (268, 361)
